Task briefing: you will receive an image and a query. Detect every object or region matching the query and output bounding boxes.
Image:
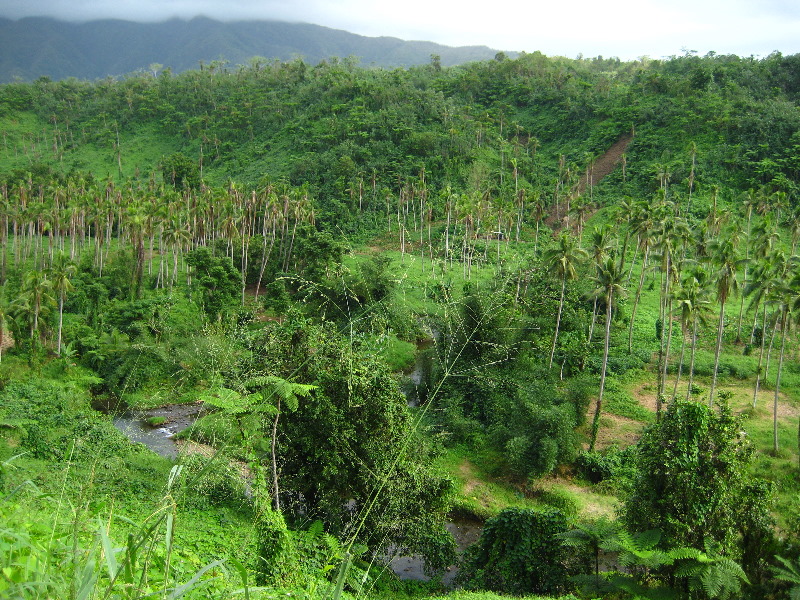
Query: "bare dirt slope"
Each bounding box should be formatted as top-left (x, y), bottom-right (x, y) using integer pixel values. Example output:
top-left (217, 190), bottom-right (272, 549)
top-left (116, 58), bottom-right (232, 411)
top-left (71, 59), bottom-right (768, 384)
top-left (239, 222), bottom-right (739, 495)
top-left (575, 133), bottom-right (633, 195)
top-left (546, 133), bottom-right (633, 230)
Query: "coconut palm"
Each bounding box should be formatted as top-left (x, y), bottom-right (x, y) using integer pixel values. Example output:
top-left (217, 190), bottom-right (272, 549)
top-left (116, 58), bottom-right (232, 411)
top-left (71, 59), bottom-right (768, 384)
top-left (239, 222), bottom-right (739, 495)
top-left (733, 190), bottom-right (757, 343)
top-left (612, 196), bottom-right (635, 273)
top-left (0, 288), bottom-right (10, 362)
top-left (48, 251), bottom-right (77, 355)
top-left (671, 270), bottom-right (711, 402)
top-left (770, 269), bottom-right (800, 453)
top-left (586, 225), bottom-right (614, 344)
top-left (589, 256), bottom-right (626, 451)
top-left (543, 232), bottom-right (588, 370)
top-left (708, 235), bottom-right (742, 407)
top-left (653, 210), bottom-right (689, 404)
top-left (627, 202), bottom-right (655, 352)
top-left (746, 250), bottom-right (787, 408)
top-left (17, 269), bottom-right (54, 342)
top-left (530, 192), bottom-right (546, 255)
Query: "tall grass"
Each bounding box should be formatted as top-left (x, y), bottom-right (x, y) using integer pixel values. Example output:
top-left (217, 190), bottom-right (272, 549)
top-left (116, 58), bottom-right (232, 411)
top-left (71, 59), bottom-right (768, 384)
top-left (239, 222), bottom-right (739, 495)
top-left (0, 464), bottom-right (243, 599)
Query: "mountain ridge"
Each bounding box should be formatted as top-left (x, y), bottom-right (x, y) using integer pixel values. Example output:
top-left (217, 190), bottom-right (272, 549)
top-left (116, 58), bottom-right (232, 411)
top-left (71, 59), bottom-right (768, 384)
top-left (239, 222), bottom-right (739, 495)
top-left (0, 16), bottom-right (513, 82)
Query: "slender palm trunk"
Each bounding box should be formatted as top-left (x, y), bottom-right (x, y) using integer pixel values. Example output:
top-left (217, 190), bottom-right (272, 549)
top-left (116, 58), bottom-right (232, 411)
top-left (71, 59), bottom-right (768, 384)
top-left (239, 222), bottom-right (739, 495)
top-left (709, 299), bottom-right (726, 407)
top-left (254, 229), bottom-right (276, 299)
top-left (588, 297), bottom-right (598, 343)
top-left (659, 294), bottom-right (674, 406)
top-left (736, 264), bottom-right (748, 343)
top-left (590, 290), bottom-right (613, 451)
top-left (628, 246), bottom-right (649, 352)
top-left (764, 318), bottom-right (779, 387)
top-left (686, 315), bottom-right (699, 401)
top-left (57, 294), bottom-right (64, 354)
top-left (618, 232), bottom-right (630, 274)
top-left (271, 397), bottom-right (281, 512)
top-left (753, 302), bottom-right (770, 407)
top-left (672, 322), bottom-right (687, 402)
top-left (774, 310), bottom-right (788, 454)
top-left (549, 277), bottom-right (566, 370)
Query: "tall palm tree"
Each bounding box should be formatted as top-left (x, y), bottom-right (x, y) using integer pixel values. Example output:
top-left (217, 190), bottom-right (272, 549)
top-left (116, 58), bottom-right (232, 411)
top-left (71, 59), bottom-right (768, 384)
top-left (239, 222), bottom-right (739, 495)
top-left (770, 269), bottom-right (800, 454)
top-left (543, 232), bottom-right (588, 370)
top-left (627, 203), bottom-right (655, 352)
top-left (613, 196), bottom-right (635, 273)
top-left (671, 270), bottom-right (711, 402)
top-left (745, 250), bottom-right (787, 408)
top-left (586, 225), bottom-right (613, 344)
top-left (748, 217), bottom-right (781, 344)
top-left (653, 210), bottom-right (683, 404)
top-left (589, 256), bottom-right (626, 451)
top-left (49, 251), bottom-right (76, 355)
top-left (530, 192), bottom-right (546, 255)
top-left (0, 287), bottom-right (10, 362)
top-left (735, 191), bottom-right (756, 342)
top-left (18, 269), bottom-right (54, 342)
top-left (709, 236), bottom-right (741, 407)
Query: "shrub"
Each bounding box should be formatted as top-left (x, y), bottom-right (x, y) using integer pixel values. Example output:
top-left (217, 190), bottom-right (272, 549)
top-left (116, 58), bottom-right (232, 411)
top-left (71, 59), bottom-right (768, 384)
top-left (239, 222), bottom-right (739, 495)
top-left (179, 453), bottom-right (246, 507)
top-left (535, 488), bottom-right (580, 518)
top-left (459, 507), bottom-right (570, 595)
top-left (575, 446), bottom-right (639, 485)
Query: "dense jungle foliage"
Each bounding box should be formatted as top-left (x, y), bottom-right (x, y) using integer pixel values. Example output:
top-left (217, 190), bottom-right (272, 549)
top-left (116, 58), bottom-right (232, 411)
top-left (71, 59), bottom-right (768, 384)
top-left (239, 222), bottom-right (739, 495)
top-left (1, 49), bottom-right (800, 599)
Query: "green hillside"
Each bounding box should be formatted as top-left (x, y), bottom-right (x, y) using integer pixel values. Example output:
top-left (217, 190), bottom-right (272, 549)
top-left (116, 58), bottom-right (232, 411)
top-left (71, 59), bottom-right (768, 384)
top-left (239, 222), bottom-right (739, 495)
top-left (0, 51), bottom-right (799, 599)
top-left (0, 16), bottom-right (508, 82)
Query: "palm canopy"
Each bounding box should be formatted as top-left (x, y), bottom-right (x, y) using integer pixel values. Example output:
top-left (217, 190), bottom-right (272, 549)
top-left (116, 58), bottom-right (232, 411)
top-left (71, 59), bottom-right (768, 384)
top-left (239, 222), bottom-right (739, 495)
top-left (592, 256), bottom-right (627, 306)
top-left (710, 236), bottom-right (743, 305)
top-left (544, 232), bottom-right (588, 370)
top-left (543, 232), bottom-right (588, 282)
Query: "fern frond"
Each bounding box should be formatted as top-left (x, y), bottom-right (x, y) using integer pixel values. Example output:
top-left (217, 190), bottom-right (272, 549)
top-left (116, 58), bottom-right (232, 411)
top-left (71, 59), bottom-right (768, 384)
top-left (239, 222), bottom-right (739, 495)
top-left (198, 387), bottom-right (250, 413)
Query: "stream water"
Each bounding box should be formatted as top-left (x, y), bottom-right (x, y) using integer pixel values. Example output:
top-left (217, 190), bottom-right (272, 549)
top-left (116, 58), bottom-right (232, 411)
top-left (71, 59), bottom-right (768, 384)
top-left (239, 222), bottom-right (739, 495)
top-left (404, 338), bottom-right (435, 407)
top-left (107, 338), bottom-right (481, 583)
top-left (388, 519), bottom-right (482, 584)
top-left (109, 403), bottom-right (205, 459)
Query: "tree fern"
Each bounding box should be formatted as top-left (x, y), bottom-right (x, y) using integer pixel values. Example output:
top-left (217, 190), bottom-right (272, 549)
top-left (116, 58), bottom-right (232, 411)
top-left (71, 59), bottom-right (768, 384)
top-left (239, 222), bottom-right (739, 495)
top-left (774, 556), bottom-right (800, 600)
top-left (667, 541), bottom-right (748, 600)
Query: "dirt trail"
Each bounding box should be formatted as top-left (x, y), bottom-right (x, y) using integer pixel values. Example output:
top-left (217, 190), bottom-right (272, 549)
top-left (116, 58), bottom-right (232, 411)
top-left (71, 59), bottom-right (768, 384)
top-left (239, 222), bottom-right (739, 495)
top-left (546, 133), bottom-right (633, 230)
top-left (575, 133), bottom-right (633, 195)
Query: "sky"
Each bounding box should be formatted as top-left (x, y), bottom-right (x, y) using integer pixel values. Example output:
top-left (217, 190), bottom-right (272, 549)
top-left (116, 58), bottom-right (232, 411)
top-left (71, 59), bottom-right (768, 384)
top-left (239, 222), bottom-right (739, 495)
top-left (1, 0), bottom-right (798, 60)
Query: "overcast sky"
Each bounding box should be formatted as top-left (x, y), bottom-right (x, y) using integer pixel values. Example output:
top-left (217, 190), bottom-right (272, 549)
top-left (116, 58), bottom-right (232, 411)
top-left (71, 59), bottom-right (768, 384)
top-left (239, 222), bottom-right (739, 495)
top-left (1, 0), bottom-right (798, 60)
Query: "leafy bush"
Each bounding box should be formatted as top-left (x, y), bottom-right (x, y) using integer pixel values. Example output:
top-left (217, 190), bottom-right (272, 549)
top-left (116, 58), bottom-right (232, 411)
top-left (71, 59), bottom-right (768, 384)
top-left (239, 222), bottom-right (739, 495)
top-left (624, 400), bottom-right (760, 551)
top-left (535, 488), bottom-right (580, 518)
top-left (179, 453), bottom-right (247, 507)
top-left (459, 507), bottom-right (570, 595)
top-left (575, 446), bottom-right (639, 485)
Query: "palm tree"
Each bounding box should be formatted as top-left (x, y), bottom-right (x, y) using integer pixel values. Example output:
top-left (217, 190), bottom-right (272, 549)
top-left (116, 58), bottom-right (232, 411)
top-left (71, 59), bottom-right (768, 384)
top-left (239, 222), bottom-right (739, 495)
top-left (49, 251), bottom-right (76, 355)
top-left (745, 250), bottom-right (787, 408)
top-left (530, 192), bottom-right (546, 255)
top-left (0, 288), bottom-right (10, 362)
top-left (543, 232), bottom-right (588, 370)
top-left (18, 269), bottom-right (54, 342)
top-left (748, 217), bottom-right (781, 344)
top-left (589, 257), bottom-right (626, 451)
top-left (613, 196), bottom-right (635, 273)
top-left (709, 236), bottom-right (741, 407)
top-left (627, 203), bottom-right (654, 352)
top-left (586, 225), bottom-right (613, 344)
top-left (766, 268), bottom-right (800, 454)
top-left (684, 268), bottom-right (712, 401)
top-left (735, 191), bottom-right (756, 342)
top-left (671, 270), bottom-right (711, 402)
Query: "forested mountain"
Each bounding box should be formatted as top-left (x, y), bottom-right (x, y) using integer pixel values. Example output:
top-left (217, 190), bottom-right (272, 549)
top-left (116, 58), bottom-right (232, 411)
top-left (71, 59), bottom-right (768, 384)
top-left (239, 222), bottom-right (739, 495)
top-left (1, 50), bottom-right (800, 599)
top-left (0, 16), bottom-right (508, 82)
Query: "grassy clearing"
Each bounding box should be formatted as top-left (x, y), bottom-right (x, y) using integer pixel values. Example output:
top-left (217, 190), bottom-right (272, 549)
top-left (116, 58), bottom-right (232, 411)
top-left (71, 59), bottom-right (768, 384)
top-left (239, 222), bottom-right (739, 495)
top-left (435, 446), bottom-right (617, 523)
